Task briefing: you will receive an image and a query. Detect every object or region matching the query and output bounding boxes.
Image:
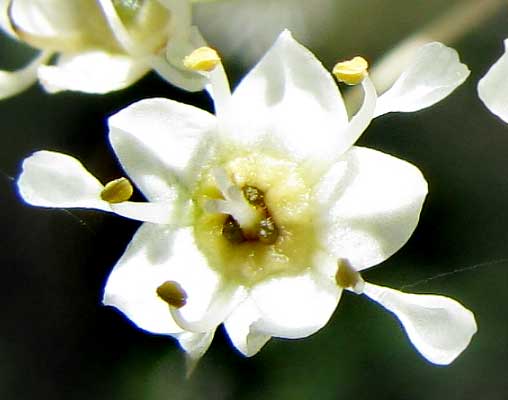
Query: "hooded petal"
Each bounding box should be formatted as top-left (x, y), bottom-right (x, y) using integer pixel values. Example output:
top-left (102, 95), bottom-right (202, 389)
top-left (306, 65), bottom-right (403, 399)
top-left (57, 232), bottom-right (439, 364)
top-left (362, 282), bottom-right (477, 365)
top-left (0, 51), bottom-right (51, 100)
top-left (225, 30), bottom-right (348, 165)
top-left (157, 26), bottom-right (208, 92)
top-left (317, 146), bottom-right (427, 270)
top-left (17, 150), bottom-right (110, 210)
top-left (103, 225), bottom-right (224, 335)
top-left (108, 97), bottom-right (216, 200)
top-left (38, 51), bottom-right (149, 94)
top-left (224, 297), bottom-right (271, 357)
top-left (374, 42), bottom-right (469, 117)
top-left (9, 0), bottom-right (80, 36)
top-left (249, 269), bottom-right (342, 339)
top-left (478, 39), bottom-right (508, 123)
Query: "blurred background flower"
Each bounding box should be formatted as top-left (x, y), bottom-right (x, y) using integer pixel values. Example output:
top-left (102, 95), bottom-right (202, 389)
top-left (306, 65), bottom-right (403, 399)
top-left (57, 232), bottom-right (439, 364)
top-left (1, 0), bottom-right (508, 399)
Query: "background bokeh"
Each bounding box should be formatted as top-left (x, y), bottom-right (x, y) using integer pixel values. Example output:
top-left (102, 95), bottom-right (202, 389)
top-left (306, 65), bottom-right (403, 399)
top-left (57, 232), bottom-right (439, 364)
top-left (1, 1), bottom-right (508, 399)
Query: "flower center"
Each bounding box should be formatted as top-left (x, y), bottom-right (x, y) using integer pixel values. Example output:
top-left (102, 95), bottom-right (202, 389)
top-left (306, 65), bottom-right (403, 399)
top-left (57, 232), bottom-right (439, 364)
top-left (220, 184), bottom-right (279, 245)
top-left (193, 154), bottom-right (319, 286)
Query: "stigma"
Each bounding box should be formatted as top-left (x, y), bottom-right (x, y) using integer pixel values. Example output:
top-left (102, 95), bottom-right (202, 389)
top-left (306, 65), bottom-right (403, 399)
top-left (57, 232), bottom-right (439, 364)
top-left (204, 168), bottom-right (280, 245)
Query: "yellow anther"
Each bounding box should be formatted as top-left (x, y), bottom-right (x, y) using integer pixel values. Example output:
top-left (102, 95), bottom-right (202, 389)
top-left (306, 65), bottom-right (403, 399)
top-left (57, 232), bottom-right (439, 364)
top-left (156, 281), bottom-right (188, 309)
top-left (332, 56), bottom-right (369, 85)
top-left (183, 46), bottom-right (221, 72)
top-left (335, 258), bottom-right (365, 294)
top-left (100, 177), bottom-right (133, 204)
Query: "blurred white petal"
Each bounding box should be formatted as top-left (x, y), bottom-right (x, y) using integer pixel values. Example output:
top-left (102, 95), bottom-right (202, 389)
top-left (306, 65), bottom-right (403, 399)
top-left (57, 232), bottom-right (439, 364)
top-left (38, 51), bottom-right (148, 94)
top-left (0, 51), bottom-right (51, 99)
top-left (478, 38), bottom-right (508, 123)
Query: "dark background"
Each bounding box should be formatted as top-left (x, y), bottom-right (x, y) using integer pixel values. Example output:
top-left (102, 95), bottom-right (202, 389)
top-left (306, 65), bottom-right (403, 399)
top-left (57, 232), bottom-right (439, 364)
top-left (1, 1), bottom-right (508, 399)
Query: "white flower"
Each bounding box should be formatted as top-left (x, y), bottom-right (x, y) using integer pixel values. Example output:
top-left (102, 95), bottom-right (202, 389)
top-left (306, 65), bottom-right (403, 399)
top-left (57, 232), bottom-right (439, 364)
top-left (478, 38), bottom-right (508, 123)
top-left (0, 0), bottom-right (210, 99)
top-left (17, 30), bottom-right (475, 366)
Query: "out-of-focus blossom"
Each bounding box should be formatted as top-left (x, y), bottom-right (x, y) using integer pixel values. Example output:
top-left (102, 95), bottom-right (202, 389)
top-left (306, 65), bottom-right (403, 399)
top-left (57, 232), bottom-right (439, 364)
top-left (17, 30), bottom-right (475, 367)
top-left (478, 38), bottom-right (508, 123)
top-left (0, 0), bottom-right (214, 98)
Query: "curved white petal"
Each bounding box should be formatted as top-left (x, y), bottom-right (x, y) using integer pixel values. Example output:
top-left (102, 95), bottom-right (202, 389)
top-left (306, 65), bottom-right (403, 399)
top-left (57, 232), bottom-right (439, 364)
top-left (362, 282), bottom-right (477, 365)
top-left (103, 225), bottom-right (224, 335)
top-left (0, 51), bottom-right (51, 100)
top-left (96, 0), bottom-right (138, 54)
top-left (374, 42), bottom-right (470, 117)
top-left (17, 150), bottom-right (110, 210)
top-left (9, 0), bottom-right (83, 39)
top-left (38, 51), bottom-right (148, 94)
top-left (148, 52), bottom-right (207, 92)
top-left (224, 297), bottom-right (271, 357)
top-left (478, 39), bottom-right (508, 123)
top-left (249, 270), bottom-right (342, 339)
top-left (225, 30), bottom-right (348, 166)
top-left (108, 97), bottom-right (216, 199)
top-left (317, 146), bottom-right (428, 270)
top-left (157, 0), bottom-right (191, 36)
top-left (1, 0), bottom-right (15, 37)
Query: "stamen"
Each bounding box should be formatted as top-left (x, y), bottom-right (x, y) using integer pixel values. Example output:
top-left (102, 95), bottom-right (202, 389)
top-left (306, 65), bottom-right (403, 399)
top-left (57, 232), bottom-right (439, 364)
top-left (100, 177), bottom-right (133, 203)
top-left (207, 168), bottom-right (261, 231)
top-left (257, 217), bottom-right (279, 244)
top-left (183, 47), bottom-right (221, 72)
top-left (242, 185), bottom-right (266, 208)
top-left (222, 215), bottom-right (246, 244)
top-left (335, 258), bottom-right (365, 294)
top-left (156, 281), bottom-right (187, 309)
top-left (333, 56), bottom-right (369, 85)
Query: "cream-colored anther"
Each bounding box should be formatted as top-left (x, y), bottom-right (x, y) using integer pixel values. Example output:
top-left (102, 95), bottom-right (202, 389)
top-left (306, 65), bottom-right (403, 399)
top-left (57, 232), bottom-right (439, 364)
top-left (156, 281), bottom-right (187, 309)
top-left (333, 56), bottom-right (369, 85)
top-left (183, 47), bottom-right (221, 72)
top-left (335, 258), bottom-right (365, 294)
top-left (100, 177), bottom-right (133, 203)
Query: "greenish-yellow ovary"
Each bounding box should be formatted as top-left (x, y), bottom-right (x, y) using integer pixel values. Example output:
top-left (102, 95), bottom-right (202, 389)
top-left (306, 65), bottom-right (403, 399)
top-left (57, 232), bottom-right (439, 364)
top-left (193, 154), bottom-right (319, 287)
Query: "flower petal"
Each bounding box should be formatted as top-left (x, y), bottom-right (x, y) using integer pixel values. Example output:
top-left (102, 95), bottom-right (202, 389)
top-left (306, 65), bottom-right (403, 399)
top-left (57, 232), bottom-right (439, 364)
top-left (374, 42), bottom-right (469, 117)
top-left (224, 297), bottom-right (271, 357)
top-left (0, 0), bottom-right (15, 36)
top-left (249, 269), bottom-right (342, 339)
top-left (148, 52), bottom-right (207, 92)
top-left (102, 225), bottom-right (223, 335)
top-left (0, 51), bottom-right (51, 100)
top-left (9, 0), bottom-right (90, 48)
top-left (478, 39), bottom-right (508, 123)
top-left (38, 51), bottom-right (148, 94)
top-left (108, 97), bottom-right (216, 199)
top-left (362, 282), bottom-right (477, 365)
top-left (17, 150), bottom-right (110, 210)
top-left (178, 330), bottom-right (215, 374)
top-left (317, 146), bottom-right (427, 270)
top-left (225, 30), bottom-right (348, 166)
